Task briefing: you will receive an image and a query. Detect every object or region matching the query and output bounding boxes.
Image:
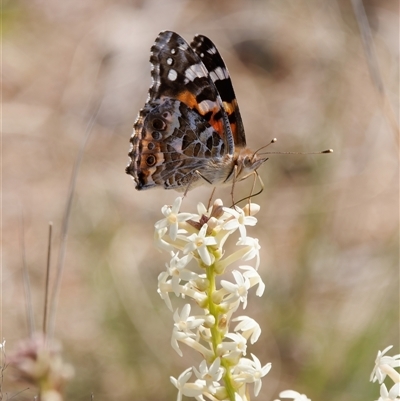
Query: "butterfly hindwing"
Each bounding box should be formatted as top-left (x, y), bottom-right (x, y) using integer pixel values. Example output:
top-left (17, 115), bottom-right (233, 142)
top-left (127, 99), bottom-right (227, 190)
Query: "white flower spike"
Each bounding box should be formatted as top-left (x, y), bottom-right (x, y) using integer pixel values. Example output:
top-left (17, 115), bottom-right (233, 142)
top-left (155, 197), bottom-right (269, 401)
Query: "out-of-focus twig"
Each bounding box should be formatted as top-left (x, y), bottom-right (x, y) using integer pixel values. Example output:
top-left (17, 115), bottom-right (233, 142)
top-left (43, 222), bottom-right (53, 338)
top-left (47, 104), bottom-right (100, 341)
top-left (351, 0), bottom-right (399, 143)
top-left (47, 52), bottom-right (111, 340)
top-left (20, 212), bottom-right (35, 336)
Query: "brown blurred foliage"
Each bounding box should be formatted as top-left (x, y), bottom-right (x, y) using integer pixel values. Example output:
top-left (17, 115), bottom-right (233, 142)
top-left (3, 0), bottom-right (398, 400)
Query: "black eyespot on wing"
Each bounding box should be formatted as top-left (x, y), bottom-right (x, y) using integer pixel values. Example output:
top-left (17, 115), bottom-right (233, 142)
top-left (152, 118), bottom-right (166, 130)
top-left (146, 155), bottom-right (156, 166)
top-left (152, 131), bottom-right (162, 140)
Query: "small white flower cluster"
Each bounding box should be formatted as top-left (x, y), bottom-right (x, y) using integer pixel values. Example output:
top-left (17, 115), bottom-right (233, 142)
top-left (7, 333), bottom-right (74, 401)
top-left (155, 197), bottom-right (270, 401)
top-left (273, 345), bottom-right (400, 401)
top-left (370, 345), bottom-right (400, 401)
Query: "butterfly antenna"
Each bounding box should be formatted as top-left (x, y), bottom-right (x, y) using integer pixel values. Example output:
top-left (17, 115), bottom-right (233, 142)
top-left (258, 148), bottom-right (333, 156)
top-left (251, 138), bottom-right (277, 161)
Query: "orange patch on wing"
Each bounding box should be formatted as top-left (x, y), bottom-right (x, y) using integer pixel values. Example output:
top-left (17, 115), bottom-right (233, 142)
top-left (178, 90), bottom-right (226, 138)
top-left (177, 91), bottom-right (198, 110)
top-left (222, 101), bottom-right (236, 115)
top-left (210, 119), bottom-right (225, 138)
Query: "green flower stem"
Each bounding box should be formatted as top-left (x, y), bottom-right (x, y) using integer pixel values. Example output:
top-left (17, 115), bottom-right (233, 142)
top-left (206, 263), bottom-right (236, 401)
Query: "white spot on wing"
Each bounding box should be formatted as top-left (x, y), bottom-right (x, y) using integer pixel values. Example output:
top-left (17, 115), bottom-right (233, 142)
top-left (207, 46), bottom-right (217, 55)
top-left (198, 99), bottom-right (216, 114)
top-left (171, 48), bottom-right (176, 54)
top-left (210, 67), bottom-right (228, 82)
top-left (168, 69), bottom-right (178, 81)
top-left (185, 63), bottom-right (207, 81)
top-left (167, 58), bottom-right (173, 65)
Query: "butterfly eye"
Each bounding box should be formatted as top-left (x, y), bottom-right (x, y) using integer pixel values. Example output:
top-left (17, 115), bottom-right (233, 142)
top-left (146, 155), bottom-right (157, 166)
top-left (152, 118), bottom-right (166, 131)
top-left (243, 156), bottom-right (252, 167)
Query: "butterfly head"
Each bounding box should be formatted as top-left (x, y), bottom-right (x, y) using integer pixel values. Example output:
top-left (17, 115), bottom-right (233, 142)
top-left (233, 148), bottom-right (267, 182)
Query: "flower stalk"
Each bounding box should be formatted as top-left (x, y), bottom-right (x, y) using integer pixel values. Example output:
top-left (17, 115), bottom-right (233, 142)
top-left (155, 197), bottom-right (270, 401)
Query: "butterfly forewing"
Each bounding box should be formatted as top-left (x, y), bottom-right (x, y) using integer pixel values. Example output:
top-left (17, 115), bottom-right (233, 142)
top-left (190, 35), bottom-right (246, 147)
top-left (147, 31), bottom-right (234, 151)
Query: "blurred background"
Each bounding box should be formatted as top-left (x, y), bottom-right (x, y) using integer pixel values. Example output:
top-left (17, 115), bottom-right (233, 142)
top-left (3, 0), bottom-right (398, 400)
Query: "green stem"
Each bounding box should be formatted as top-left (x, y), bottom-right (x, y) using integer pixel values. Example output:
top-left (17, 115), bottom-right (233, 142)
top-left (206, 264), bottom-right (236, 401)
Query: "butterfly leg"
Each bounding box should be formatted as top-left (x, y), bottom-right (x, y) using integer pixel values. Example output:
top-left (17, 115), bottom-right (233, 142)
top-left (230, 165), bottom-right (239, 208)
top-left (230, 171), bottom-right (265, 208)
top-left (248, 171), bottom-right (258, 209)
top-left (194, 170), bottom-right (213, 185)
top-left (207, 187), bottom-right (217, 210)
top-left (183, 170), bottom-right (213, 198)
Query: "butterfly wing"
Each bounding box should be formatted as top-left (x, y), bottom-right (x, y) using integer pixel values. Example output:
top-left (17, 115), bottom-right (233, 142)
top-left (147, 30), bottom-right (234, 154)
top-left (126, 31), bottom-right (241, 190)
top-left (190, 34), bottom-right (247, 148)
top-left (127, 99), bottom-right (229, 190)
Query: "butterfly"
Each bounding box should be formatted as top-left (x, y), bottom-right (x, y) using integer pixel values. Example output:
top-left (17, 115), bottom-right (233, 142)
top-left (126, 31), bottom-right (266, 191)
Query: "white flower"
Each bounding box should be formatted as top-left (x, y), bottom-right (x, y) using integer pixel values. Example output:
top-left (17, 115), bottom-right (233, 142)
top-left (157, 271), bottom-right (173, 311)
top-left (170, 368), bottom-right (205, 401)
top-left (223, 206), bottom-right (257, 238)
top-left (154, 226), bottom-right (174, 252)
top-left (232, 316), bottom-right (261, 344)
top-left (242, 202), bottom-right (260, 217)
top-left (248, 354), bottom-right (271, 396)
top-left (238, 265), bottom-right (265, 296)
top-left (377, 383), bottom-right (400, 401)
top-left (197, 201), bottom-right (208, 217)
top-left (173, 304), bottom-right (205, 335)
top-left (236, 237), bottom-right (261, 269)
top-left (171, 329), bottom-right (191, 357)
top-left (183, 224), bottom-right (217, 266)
top-left (233, 353), bottom-right (271, 396)
top-left (193, 358), bottom-right (224, 392)
top-left (221, 333), bottom-right (248, 356)
top-left (371, 345), bottom-right (400, 384)
top-left (220, 270), bottom-right (250, 309)
top-left (171, 328), bottom-right (214, 359)
top-left (155, 197), bottom-right (194, 241)
top-left (166, 252), bottom-right (195, 296)
top-left (278, 390), bottom-right (312, 401)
